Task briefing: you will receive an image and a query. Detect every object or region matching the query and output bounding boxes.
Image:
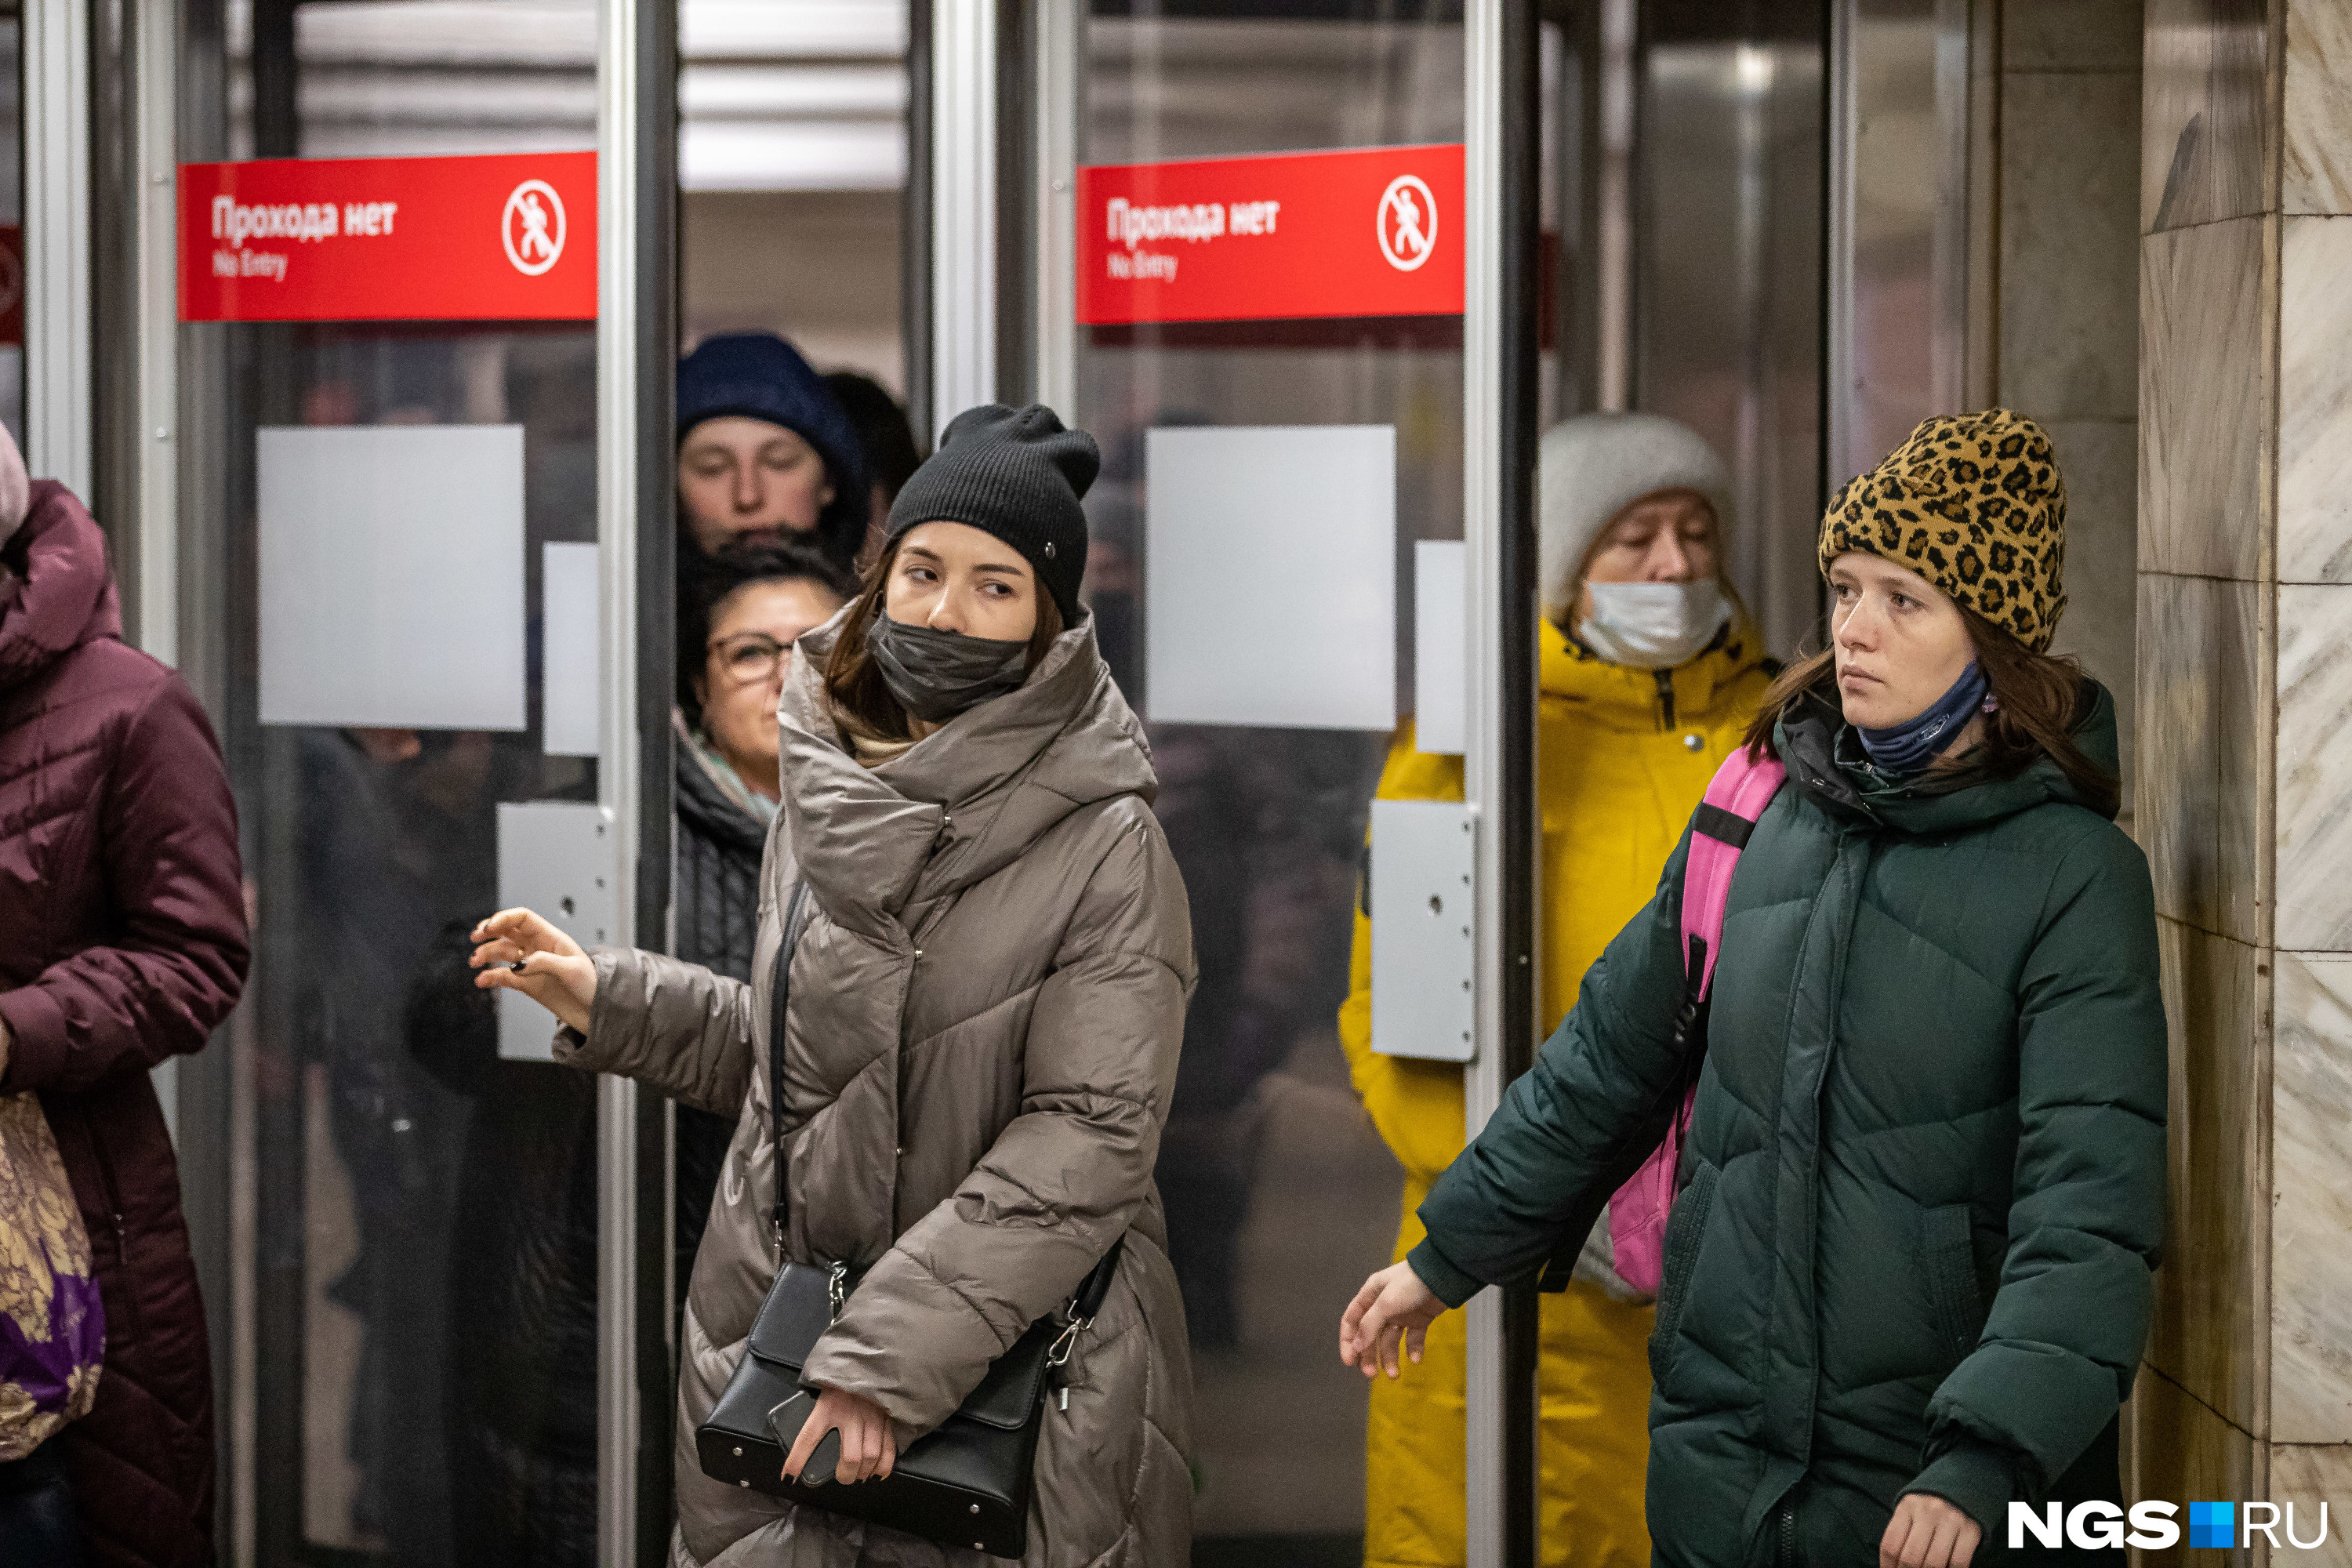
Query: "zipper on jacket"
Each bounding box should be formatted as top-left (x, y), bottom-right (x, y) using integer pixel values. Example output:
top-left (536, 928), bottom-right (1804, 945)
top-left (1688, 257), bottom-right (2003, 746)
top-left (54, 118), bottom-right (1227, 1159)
top-left (1776, 1501), bottom-right (1798, 1567)
top-left (82, 1104), bottom-right (141, 1338)
top-left (1655, 667), bottom-right (1678, 731)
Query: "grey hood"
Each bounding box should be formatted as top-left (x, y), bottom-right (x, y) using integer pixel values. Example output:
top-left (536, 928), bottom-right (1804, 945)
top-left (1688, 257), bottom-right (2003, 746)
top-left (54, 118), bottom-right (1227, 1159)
top-left (775, 609), bottom-right (1159, 941)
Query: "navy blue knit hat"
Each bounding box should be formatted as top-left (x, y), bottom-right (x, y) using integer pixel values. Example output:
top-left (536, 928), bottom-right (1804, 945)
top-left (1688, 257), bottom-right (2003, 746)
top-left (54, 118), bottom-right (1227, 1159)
top-left (677, 333), bottom-right (870, 568)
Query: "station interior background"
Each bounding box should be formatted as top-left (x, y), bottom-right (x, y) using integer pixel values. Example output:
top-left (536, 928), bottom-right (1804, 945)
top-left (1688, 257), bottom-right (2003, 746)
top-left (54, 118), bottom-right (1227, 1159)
top-left (206, 1), bottom-right (924, 1558)
top-left (14, 0), bottom-right (2160, 1563)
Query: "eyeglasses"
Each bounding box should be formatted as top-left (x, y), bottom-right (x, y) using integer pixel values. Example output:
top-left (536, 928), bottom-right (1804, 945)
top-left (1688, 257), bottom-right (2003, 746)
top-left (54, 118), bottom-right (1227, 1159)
top-left (709, 631), bottom-right (792, 685)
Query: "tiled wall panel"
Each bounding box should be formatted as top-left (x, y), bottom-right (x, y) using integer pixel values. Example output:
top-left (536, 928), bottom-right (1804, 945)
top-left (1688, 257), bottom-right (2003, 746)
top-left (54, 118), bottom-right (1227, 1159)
top-left (2267, 1444), bottom-right (2352, 1560)
top-left (2133, 1367), bottom-right (2264, 1566)
top-left (2273, 954), bottom-right (2352, 1443)
top-left (2277, 216), bottom-right (2352, 583)
top-left (2138, 572), bottom-right (2267, 942)
top-left (2276, 585), bottom-right (2352, 949)
top-left (2284, 1), bottom-right (2352, 216)
top-left (2142, 0), bottom-right (2274, 233)
top-left (2139, 216), bottom-right (2267, 583)
top-left (2148, 917), bottom-right (2270, 1436)
top-left (2003, 72), bottom-right (2145, 420)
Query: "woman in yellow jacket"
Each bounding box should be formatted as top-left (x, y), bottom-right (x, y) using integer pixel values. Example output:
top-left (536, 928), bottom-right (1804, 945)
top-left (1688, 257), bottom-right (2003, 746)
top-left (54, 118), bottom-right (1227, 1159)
top-left (1338, 412), bottom-right (1774, 1568)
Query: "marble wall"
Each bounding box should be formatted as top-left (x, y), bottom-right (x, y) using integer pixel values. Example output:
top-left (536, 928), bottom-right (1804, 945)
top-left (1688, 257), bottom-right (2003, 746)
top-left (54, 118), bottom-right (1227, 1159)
top-left (2135, 0), bottom-right (2352, 1550)
top-left (1998, 0), bottom-right (2147, 808)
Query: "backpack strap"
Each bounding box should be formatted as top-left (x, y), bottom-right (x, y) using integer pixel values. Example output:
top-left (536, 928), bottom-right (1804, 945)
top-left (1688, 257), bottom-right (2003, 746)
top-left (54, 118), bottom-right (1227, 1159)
top-left (1679, 749), bottom-right (1788, 1003)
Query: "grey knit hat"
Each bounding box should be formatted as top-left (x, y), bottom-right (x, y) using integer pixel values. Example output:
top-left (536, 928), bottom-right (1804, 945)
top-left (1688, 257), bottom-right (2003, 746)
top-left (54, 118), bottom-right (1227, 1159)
top-left (1537, 412), bottom-right (1733, 623)
top-left (885, 403), bottom-right (1098, 626)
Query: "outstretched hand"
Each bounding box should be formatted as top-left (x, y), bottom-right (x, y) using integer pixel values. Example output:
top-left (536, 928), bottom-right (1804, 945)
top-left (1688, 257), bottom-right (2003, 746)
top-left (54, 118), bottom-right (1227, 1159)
top-left (1340, 1261), bottom-right (1447, 1379)
top-left (468, 908), bottom-right (597, 1034)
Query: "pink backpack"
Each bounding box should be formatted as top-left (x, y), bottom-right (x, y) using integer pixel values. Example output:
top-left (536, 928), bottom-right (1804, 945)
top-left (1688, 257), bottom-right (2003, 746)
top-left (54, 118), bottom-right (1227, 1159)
top-left (1607, 747), bottom-right (1786, 1296)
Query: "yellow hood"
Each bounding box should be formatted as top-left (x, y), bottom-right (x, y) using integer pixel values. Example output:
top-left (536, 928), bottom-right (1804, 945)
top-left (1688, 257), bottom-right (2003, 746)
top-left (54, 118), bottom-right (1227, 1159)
top-left (1539, 608), bottom-right (1772, 731)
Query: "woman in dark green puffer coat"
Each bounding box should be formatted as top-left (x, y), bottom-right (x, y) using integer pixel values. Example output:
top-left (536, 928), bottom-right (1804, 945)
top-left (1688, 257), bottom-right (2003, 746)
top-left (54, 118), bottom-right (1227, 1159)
top-left (1341, 410), bottom-right (2165, 1568)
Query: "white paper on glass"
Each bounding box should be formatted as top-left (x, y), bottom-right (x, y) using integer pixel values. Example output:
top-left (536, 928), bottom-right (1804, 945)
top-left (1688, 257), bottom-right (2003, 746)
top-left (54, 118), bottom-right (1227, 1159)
top-left (1413, 539), bottom-right (1466, 754)
top-left (1144, 424), bottom-right (1396, 731)
top-left (258, 424), bottom-right (527, 730)
top-left (541, 543), bottom-right (601, 757)
top-left (495, 801), bottom-right (617, 1062)
top-left (1369, 798), bottom-right (1477, 1062)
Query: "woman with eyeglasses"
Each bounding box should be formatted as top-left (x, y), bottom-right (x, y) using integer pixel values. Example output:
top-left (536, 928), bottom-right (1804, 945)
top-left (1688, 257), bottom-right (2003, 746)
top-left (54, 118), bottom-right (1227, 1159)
top-left (672, 539), bottom-right (855, 1283)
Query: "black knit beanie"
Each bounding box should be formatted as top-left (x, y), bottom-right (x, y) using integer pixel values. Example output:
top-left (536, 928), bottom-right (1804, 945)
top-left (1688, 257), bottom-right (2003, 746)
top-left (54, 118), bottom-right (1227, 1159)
top-left (885, 404), bottom-right (1098, 626)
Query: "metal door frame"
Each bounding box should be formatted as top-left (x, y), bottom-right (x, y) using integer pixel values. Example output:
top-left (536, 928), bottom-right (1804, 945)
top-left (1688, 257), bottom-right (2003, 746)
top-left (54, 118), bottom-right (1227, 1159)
top-left (1466, 5), bottom-right (1543, 1561)
top-left (956, 0), bottom-right (1544, 1557)
top-left (597, 3), bottom-right (679, 1565)
top-left (24, 0), bottom-right (89, 501)
top-left (929, 0), bottom-right (999, 434)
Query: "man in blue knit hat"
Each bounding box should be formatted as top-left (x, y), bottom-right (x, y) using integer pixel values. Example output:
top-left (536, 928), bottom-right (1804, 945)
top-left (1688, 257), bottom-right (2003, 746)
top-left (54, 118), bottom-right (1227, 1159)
top-left (676, 332), bottom-right (870, 572)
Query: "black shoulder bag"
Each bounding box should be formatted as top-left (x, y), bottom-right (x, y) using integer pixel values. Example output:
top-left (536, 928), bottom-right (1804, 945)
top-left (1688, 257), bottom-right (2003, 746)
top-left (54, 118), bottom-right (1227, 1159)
top-left (695, 882), bottom-right (1124, 1558)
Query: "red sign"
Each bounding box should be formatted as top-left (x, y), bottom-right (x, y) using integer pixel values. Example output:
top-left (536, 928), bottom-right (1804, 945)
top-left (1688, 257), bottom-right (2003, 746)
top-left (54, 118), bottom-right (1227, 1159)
top-left (1076, 143), bottom-right (1463, 326)
top-left (179, 151), bottom-right (597, 323)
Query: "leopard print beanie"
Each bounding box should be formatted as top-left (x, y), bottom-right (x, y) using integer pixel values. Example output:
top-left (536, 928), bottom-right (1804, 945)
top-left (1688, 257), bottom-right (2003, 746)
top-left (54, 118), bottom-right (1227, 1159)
top-left (1817, 408), bottom-right (2067, 652)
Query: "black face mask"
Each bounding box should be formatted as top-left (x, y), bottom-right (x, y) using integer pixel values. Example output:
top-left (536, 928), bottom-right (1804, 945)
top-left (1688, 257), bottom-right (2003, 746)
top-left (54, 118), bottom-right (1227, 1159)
top-left (864, 615), bottom-right (1029, 723)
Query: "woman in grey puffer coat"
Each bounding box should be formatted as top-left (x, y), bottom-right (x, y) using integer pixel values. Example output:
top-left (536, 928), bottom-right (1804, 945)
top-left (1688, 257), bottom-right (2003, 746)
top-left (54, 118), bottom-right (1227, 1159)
top-left (474, 405), bottom-right (1196, 1567)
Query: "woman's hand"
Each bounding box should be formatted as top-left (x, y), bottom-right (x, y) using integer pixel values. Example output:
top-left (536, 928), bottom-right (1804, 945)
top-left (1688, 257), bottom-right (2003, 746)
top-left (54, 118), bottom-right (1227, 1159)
top-left (784, 1386), bottom-right (897, 1486)
top-left (468, 908), bottom-right (597, 1035)
top-left (1339, 1261), bottom-right (1447, 1379)
top-left (1881, 1493), bottom-right (1980, 1568)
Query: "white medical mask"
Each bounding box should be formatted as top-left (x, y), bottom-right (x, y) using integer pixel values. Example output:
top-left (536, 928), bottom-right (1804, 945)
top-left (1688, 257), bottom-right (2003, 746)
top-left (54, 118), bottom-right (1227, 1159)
top-left (1577, 580), bottom-right (1730, 670)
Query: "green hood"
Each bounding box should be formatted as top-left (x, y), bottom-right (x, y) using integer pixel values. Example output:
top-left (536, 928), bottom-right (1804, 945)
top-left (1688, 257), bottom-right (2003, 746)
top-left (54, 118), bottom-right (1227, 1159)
top-left (1774, 677), bottom-right (2122, 835)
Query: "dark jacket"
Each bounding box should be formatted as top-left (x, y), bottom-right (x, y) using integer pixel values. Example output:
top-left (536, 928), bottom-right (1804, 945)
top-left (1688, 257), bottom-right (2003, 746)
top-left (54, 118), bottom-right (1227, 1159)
top-left (670, 733), bottom-right (770, 1294)
top-left (1410, 681), bottom-right (2165, 1566)
top-left (673, 732), bottom-right (767, 979)
top-left (406, 927), bottom-right (597, 1568)
top-left (390, 733), bottom-right (773, 1568)
top-left (0, 483), bottom-right (249, 1568)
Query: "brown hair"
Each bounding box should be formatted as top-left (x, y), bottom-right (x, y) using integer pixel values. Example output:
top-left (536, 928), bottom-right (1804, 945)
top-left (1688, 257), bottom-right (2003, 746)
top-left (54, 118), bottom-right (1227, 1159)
top-left (822, 535), bottom-right (1066, 743)
top-left (1742, 605), bottom-right (2118, 817)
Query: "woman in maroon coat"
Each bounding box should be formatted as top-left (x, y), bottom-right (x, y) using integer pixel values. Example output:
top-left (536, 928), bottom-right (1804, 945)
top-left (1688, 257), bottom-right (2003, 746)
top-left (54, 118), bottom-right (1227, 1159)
top-left (0, 427), bottom-right (249, 1568)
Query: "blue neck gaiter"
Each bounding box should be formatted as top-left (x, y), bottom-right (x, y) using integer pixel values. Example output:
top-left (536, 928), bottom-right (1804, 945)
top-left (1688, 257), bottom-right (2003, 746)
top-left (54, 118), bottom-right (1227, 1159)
top-left (1857, 662), bottom-right (1989, 776)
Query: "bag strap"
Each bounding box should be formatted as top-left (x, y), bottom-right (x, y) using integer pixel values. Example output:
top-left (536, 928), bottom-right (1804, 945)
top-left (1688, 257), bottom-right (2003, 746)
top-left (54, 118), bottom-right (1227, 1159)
top-left (1679, 749), bottom-right (1787, 1004)
top-left (1073, 1236), bottom-right (1123, 1321)
top-left (1048, 1236), bottom-right (1127, 1371)
top-left (769, 880), bottom-right (816, 1257)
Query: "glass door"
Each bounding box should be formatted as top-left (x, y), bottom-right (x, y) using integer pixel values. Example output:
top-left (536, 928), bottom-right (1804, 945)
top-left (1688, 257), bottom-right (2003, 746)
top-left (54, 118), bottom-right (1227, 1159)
top-left (1065, 16), bottom-right (1462, 1559)
top-left (1073, 13), bottom-right (1461, 1558)
top-left (164, 2), bottom-right (669, 1563)
top-left (999, 1), bottom-right (1540, 1559)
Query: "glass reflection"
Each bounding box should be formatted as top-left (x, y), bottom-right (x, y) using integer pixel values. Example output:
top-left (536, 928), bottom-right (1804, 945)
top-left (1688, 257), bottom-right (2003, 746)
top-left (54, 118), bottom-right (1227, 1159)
top-left (196, 1), bottom-right (605, 1560)
top-left (1078, 4), bottom-right (1465, 1559)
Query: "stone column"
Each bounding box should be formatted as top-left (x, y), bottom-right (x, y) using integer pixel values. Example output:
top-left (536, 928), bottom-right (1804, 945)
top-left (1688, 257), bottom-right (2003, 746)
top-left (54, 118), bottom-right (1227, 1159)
top-left (1992, 0), bottom-right (2144, 808)
top-left (2136, 0), bottom-right (2352, 1544)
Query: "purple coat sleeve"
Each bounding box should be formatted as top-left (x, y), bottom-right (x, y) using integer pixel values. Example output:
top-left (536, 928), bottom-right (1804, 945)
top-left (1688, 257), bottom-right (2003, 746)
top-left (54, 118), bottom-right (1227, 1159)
top-left (0, 676), bottom-right (249, 1092)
